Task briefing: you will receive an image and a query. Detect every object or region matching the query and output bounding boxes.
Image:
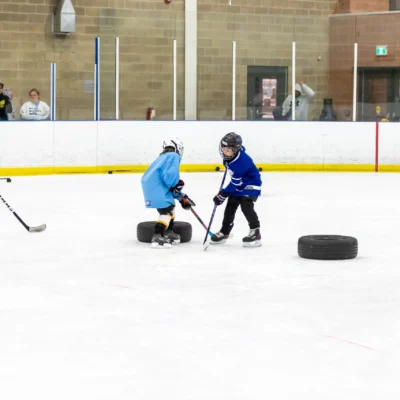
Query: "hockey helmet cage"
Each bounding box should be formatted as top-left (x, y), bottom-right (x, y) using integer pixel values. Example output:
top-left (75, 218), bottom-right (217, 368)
top-left (163, 137), bottom-right (184, 159)
top-left (219, 132), bottom-right (242, 161)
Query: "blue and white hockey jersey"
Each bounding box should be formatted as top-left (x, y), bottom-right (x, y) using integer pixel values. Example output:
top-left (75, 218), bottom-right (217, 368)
top-left (222, 147), bottom-right (261, 197)
top-left (141, 152), bottom-right (182, 209)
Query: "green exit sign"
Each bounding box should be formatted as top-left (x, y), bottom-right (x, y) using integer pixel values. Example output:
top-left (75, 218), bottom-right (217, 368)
top-left (376, 46), bottom-right (388, 56)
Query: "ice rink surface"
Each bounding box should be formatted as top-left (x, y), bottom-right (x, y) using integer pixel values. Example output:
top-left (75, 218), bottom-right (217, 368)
top-left (1, 172), bottom-right (400, 400)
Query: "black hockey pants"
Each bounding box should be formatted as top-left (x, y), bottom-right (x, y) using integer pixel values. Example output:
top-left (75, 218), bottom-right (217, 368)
top-left (221, 196), bottom-right (260, 235)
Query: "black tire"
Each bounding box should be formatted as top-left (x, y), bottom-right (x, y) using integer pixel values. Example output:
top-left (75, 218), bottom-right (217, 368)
top-left (137, 221), bottom-right (192, 243)
top-left (298, 235), bottom-right (358, 260)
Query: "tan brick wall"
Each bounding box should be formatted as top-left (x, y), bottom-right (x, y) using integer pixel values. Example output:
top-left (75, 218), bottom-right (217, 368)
top-left (7, 0), bottom-right (391, 121)
top-left (198, 0), bottom-right (336, 120)
top-left (0, 0), bottom-right (185, 120)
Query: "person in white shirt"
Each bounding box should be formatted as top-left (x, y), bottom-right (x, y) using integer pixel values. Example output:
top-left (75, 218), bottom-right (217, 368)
top-left (20, 89), bottom-right (50, 121)
top-left (282, 81), bottom-right (315, 121)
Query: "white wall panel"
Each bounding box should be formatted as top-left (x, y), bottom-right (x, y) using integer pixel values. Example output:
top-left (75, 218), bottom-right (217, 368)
top-left (378, 123), bottom-right (400, 165)
top-left (53, 121), bottom-right (98, 166)
top-left (98, 121), bottom-right (324, 165)
top-left (0, 121), bottom-right (54, 167)
top-left (320, 122), bottom-right (375, 164)
top-left (0, 120), bottom-right (381, 168)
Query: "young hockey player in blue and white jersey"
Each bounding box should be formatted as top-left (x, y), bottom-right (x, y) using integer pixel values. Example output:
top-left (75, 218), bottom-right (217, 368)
top-left (141, 137), bottom-right (195, 249)
top-left (211, 132), bottom-right (262, 247)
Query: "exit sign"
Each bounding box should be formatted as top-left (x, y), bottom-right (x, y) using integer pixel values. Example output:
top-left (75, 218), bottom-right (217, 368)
top-left (376, 46), bottom-right (388, 56)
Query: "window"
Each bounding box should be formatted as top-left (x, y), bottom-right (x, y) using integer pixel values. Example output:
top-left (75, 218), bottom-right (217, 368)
top-left (390, 0), bottom-right (400, 10)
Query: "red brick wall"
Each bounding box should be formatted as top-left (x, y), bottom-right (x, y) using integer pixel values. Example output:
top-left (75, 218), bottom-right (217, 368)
top-left (337, 0), bottom-right (390, 13)
top-left (328, 16), bottom-right (355, 119)
top-left (337, 0), bottom-right (351, 13)
top-left (350, 0), bottom-right (390, 13)
top-left (350, 0), bottom-right (389, 12)
top-left (328, 12), bottom-right (400, 119)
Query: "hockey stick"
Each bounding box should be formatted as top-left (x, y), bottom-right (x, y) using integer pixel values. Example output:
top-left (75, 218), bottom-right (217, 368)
top-left (178, 193), bottom-right (214, 236)
top-left (0, 178), bottom-right (11, 182)
top-left (203, 167), bottom-right (228, 250)
top-left (0, 194), bottom-right (46, 233)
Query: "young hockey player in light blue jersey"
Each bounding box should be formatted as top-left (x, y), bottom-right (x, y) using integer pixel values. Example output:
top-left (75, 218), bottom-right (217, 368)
top-left (141, 137), bottom-right (195, 248)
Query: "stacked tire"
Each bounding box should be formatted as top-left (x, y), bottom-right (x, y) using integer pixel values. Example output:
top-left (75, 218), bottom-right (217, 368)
top-left (137, 221), bottom-right (192, 243)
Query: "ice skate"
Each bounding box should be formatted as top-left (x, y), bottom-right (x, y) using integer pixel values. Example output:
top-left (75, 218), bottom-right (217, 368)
top-left (165, 229), bottom-right (181, 244)
top-left (210, 231), bottom-right (229, 245)
top-left (242, 228), bottom-right (261, 247)
top-left (151, 233), bottom-right (172, 249)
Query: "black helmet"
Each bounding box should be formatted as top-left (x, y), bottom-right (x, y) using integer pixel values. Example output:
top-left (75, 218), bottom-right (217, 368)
top-left (219, 132), bottom-right (242, 161)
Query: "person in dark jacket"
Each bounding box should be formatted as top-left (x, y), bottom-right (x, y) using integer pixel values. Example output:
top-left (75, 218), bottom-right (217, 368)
top-left (273, 106), bottom-right (292, 121)
top-left (0, 82), bottom-right (11, 121)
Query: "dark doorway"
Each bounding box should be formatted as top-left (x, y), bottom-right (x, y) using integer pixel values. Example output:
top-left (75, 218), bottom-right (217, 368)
top-left (247, 66), bottom-right (288, 120)
top-left (358, 67), bottom-right (400, 121)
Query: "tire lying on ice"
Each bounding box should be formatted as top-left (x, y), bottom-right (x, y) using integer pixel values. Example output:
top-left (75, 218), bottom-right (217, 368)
top-left (137, 221), bottom-right (192, 243)
top-left (298, 235), bottom-right (358, 260)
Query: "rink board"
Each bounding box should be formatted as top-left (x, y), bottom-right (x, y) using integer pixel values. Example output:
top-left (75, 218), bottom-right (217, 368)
top-left (0, 120), bottom-right (396, 175)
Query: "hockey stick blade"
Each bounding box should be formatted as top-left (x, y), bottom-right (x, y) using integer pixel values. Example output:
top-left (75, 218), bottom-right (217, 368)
top-left (0, 193), bottom-right (46, 233)
top-left (28, 224), bottom-right (46, 233)
top-left (203, 168), bottom-right (228, 250)
top-left (203, 232), bottom-right (233, 251)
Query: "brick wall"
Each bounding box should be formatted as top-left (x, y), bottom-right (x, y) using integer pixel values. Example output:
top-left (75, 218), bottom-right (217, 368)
top-left (197, 0), bottom-right (336, 120)
top-left (0, 0), bottom-right (185, 120)
top-left (329, 12), bottom-right (400, 119)
top-left (338, 0), bottom-right (351, 13)
top-left (350, 0), bottom-right (389, 12)
top-left (337, 0), bottom-right (390, 13)
top-left (6, 0), bottom-right (395, 121)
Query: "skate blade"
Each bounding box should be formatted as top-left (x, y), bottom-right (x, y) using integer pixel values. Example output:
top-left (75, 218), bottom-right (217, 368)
top-left (151, 242), bottom-right (172, 249)
top-left (243, 240), bottom-right (262, 248)
top-left (209, 239), bottom-right (227, 245)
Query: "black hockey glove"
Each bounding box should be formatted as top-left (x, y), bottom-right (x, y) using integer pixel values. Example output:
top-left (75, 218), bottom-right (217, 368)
top-left (180, 194), bottom-right (196, 210)
top-left (213, 192), bottom-right (228, 206)
top-left (171, 179), bottom-right (185, 194)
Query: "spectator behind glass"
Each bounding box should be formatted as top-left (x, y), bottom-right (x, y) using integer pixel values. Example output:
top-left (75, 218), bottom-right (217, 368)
top-left (20, 89), bottom-right (50, 121)
top-left (4, 88), bottom-right (16, 120)
top-left (0, 81), bottom-right (11, 121)
top-left (282, 81), bottom-right (315, 121)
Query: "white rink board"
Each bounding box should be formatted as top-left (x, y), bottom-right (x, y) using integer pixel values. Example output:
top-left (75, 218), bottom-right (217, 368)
top-left (0, 121), bottom-right (54, 167)
top-left (321, 122), bottom-right (376, 165)
top-left (97, 121), bottom-right (173, 166)
top-left (0, 120), bottom-right (380, 168)
top-left (53, 122), bottom-right (98, 166)
top-left (94, 121), bottom-right (376, 166)
top-left (378, 122), bottom-right (400, 165)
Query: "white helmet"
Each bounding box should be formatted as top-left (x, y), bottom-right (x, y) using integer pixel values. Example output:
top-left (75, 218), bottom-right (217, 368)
top-left (163, 137), bottom-right (184, 159)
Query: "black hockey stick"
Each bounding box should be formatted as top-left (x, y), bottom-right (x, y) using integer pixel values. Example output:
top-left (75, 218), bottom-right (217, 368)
top-left (178, 193), bottom-right (214, 236)
top-left (0, 193), bottom-right (46, 233)
top-left (203, 167), bottom-right (228, 250)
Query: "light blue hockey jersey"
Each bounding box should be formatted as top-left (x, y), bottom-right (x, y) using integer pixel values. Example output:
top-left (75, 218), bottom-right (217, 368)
top-left (222, 147), bottom-right (262, 197)
top-left (141, 152), bottom-right (182, 209)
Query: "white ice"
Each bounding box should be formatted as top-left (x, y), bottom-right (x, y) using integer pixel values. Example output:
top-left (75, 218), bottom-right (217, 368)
top-left (1, 172), bottom-right (400, 400)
